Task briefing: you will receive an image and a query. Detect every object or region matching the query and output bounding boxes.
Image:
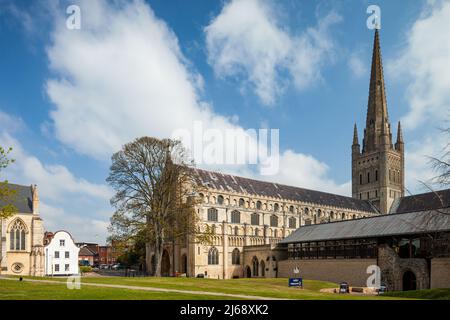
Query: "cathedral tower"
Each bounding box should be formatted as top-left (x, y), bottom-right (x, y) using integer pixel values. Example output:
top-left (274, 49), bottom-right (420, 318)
top-left (352, 30), bottom-right (404, 214)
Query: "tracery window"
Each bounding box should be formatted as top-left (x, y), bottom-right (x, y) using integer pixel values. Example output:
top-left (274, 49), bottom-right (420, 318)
top-left (231, 210), bottom-right (241, 224)
top-left (9, 219), bottom-right (26, 251)
top-left (208, 247), bottom-right (219, 265)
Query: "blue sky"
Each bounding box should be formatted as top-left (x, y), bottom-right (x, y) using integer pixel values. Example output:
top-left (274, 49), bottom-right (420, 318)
top-left (0, 0), bottom-right (448, 243)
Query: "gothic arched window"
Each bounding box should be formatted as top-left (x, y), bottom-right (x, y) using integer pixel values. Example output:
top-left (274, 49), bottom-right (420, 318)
top-left (251, 213), bottom-right (260, 226)
top-left (207, 208), bottom-right (218, 222)
top-left (208, 247), bottom-right (219, 265)
top-left (289, 217), bottom-right (296, 228)
top-left (270, 215), bottom-right (278, 227)
top-left (232, 248), bottom-right (240, 265)
top-left (274, 203), bottom-right (279, 212)
top-left (289, 205), bottom-right (294, 213)
top-left (231, 210), bottom-right (241, 224)
top-left (217, 195), bottom-right (224, 205)
top-left (239, 198), bottom-right (245, 207)
top-left (9, 219), bottom-right (26, 251)
top-left (256, 201), bottom-right (262, 210)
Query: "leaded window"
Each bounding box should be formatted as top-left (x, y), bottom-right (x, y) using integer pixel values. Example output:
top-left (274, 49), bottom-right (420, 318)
top-left (251, 213), bottom-right (260, 225)
top-left (207, 208), bottom-right (218, 222)
top-left (231, 210), bottom-right (240, 224)
top-left (270, 215), bottom-right (278, 227)
top-left (9, 219), bottom-right (26, 251)
top-left (232, 248), bottom-right (240, 265)
top-left (208, 247), bottom-right (219, 265)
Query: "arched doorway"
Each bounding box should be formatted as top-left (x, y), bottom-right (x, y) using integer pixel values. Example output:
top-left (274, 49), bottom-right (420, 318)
top-left (402, 270), bottom-right (417, 291)
top-left (260, 260), bottom-right (265, 277)
top-left (245, 266), bottom-right (251, 278)
top-left (161, 249), bottom-right (171, 276)
top-left (181, 254), bottom-right (187, 274)
top-left (252, 256), bottom-right (259, 277)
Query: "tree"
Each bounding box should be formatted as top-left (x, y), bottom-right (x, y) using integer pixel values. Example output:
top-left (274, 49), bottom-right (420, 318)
top-left (0, 146), bottom-right (17, 273)
top-left (428, 123), bottom-right (450, 188)
top-left (107, 137), bottom-right (209, 277)
top-left (0, 146), bottom-right (17, 219)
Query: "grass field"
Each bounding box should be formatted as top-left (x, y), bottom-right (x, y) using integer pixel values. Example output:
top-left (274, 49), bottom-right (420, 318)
top-left (0, 276), bottom-right (412, 300)
top-left (0, 279), bottom-right (238, 300)
top-left (383, 288), bottom-right (450, 300)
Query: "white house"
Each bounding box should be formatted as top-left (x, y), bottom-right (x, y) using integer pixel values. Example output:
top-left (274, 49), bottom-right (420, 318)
top-left (44, 231), bottom-right (79, 276)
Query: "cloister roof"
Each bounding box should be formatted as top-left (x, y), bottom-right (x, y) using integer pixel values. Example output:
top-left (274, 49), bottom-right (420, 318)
top-left (280, 209), bottom-right (450, 244)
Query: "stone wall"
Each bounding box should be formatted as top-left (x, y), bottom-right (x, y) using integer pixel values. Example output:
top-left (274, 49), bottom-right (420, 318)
top-left (243, 244), bottom-right (287, 278)
top-left (378, 244), bottom-right (429, 291)
top-left (278, 258), bottom-right (377, 287)
top-left (430, 258), bottom-right (450, 289)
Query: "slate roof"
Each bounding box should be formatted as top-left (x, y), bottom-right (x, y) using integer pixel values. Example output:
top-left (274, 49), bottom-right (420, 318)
top-left (280, 209), bottom-right (450, 244)
top-left (191, 168), bottom-right (378, 213)
top-left (393, 189), bottom-right (450, 214)
top-left (0, 183), bottom-right (33, 214)
top-left (79, 246), bottom-right (96, 256)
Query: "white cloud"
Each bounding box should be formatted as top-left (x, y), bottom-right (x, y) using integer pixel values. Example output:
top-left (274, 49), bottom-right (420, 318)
top-left (266, 150), bottom-right (350, 195)
top-left (13, 0), bottom-right (353, 243)
top-left (204, 0), bottom-right (341, 105)
top-left (387, 0), bottom-right (450, 193)
top-left (0, 129), bottom-right (113, 243)
top-left (389, 0), bottom-right (450, 130)
top-left (348, 50), bottom-right (367, 78)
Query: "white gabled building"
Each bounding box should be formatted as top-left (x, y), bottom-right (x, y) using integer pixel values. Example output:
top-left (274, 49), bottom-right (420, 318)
top-left (44, 231), bottom-right (79, 276)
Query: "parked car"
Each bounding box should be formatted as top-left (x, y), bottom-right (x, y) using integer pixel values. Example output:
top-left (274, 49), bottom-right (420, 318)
top-left (339, 282), bottom-right (350, 294)
top-left (378, 285), bottom-right (388, 295)
top-left (112, 263), bottom-right (125, 270)
top-left (99, 264), bottom-right (110, 270)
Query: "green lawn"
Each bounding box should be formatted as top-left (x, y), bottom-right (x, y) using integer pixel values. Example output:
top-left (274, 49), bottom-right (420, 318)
top-left (2, 276), bottom-right (409, 300)
top-left (383, 288), bottom-right (450, 300)
top-left (0, 279), bottom-right (238, 300)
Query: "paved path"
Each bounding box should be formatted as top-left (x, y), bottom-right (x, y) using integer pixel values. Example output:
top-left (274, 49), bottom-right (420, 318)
top-left (0, 276), bottom-right (287, 300)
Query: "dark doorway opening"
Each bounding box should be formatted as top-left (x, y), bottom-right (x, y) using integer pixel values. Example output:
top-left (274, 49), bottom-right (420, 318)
top-left (181, 254), bottom-right (187, 274)
top-left (161, 249), bottom-right (171, 276)
top-left (402, 270), bottom-right (417, 291)
top-left (245, 266), bottom-right (251, 278)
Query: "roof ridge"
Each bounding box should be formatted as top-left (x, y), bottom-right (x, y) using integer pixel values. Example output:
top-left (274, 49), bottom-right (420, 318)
top-left (192, 167), bottom-right (371, 204)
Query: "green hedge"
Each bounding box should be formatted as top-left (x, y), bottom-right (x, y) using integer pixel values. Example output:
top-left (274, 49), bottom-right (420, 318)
top-left (80, 266), bottom-right (93, 273)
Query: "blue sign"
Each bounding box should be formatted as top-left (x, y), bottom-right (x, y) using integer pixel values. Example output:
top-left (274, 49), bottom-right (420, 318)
top-left (289, 278), bottom-right (303, 287)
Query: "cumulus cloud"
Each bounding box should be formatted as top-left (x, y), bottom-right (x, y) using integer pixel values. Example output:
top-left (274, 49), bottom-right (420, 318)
top-left (348, 50), bottom-right (367, 78)
top-left (0, 123), bottom-right (113, 243)
top-left (386, 0), bottom-right (450, 193)
top-left (0, 0), bottom-right (351, 246)
top-left (265, 150), bottom-right (350, 196)
top-left (204, 0), bottom-right (341, 105)
top-left (389, 0), bottom-right (450, 130)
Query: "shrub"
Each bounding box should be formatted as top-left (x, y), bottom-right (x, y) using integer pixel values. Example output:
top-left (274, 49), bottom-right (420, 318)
top-left (80, 266), bottom-right (92, 273)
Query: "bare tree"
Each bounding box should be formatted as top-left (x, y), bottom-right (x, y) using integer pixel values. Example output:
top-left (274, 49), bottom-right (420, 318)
top-left (107, 137), bottom-right (209, 276)
top-left (428, 122), bottom-right (450, 188)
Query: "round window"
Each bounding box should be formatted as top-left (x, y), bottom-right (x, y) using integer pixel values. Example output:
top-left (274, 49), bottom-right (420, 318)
top-left (12, 263), bottom-right (24, 274)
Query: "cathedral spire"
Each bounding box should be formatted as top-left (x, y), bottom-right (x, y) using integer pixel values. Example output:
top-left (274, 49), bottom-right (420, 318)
top-left (396, 121), bottom-right (403, 143)
top-left (363, 29), bottom-right (391, 152)
top-left (353, 123), bottom-right (359, 145)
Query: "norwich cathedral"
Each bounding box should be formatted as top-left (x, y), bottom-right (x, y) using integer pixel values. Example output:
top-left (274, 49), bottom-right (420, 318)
top-left (148, 30), bottom-right (450, 291)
